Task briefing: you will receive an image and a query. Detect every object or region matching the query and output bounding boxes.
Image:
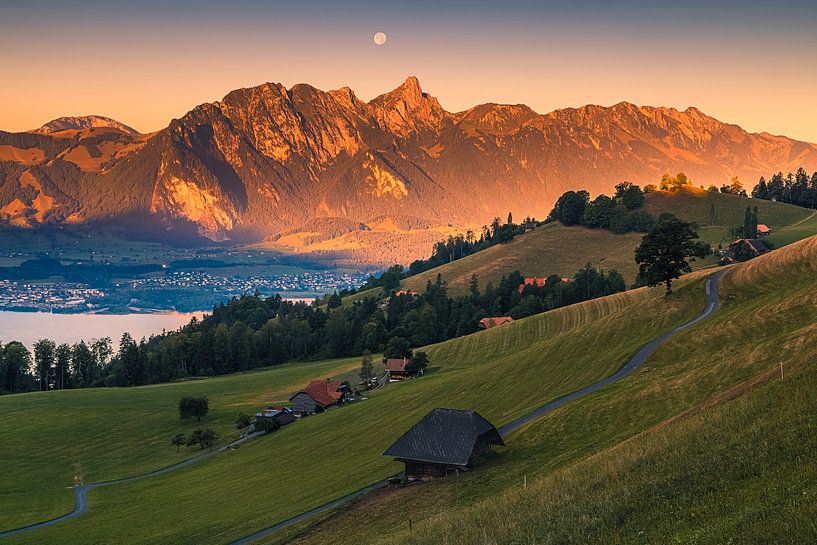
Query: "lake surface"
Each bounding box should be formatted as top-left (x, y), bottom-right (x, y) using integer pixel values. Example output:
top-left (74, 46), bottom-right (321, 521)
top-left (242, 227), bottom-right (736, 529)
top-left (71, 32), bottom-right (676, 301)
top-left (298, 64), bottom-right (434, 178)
top-left (0, 311), bottom-right (204, 351)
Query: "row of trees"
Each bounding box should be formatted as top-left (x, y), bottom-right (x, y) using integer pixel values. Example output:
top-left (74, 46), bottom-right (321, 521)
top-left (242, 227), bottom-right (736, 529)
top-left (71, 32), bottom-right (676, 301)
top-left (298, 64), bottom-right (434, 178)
top-left (549, 182), bottom-right (655, 233)
top-left (0, 262), bottom-right (627, 394)
top-left (752, 169), bottom-right (817, 209)
top-left (0, 338), bottom-right (112, 395)
top-left (349, 213), bottom-right (536, 294)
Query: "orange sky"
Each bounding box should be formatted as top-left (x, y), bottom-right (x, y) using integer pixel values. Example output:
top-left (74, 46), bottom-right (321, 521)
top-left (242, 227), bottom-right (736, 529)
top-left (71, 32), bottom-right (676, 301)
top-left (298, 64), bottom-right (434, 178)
top-left (2, 1), bottom-right (816, 142)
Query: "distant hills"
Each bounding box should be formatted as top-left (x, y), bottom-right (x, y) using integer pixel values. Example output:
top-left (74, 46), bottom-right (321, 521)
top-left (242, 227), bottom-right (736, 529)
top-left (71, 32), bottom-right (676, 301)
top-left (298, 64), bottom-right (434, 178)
top-left (2, 77), bottom-right (817, 265)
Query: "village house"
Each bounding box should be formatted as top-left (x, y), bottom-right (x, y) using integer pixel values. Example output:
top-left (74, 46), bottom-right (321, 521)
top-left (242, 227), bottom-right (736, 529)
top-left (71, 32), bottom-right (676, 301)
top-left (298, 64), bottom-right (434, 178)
top-left (757, 224), bottom-right (771, 237)
top-left (386, 357), bottom-right (411, 380)
top-left (289, 379), bottom-right (348, 415)
top-left (393, 290), bottom-right (418, 298)
top-left (731, 238), bottom-right (770, 257)
top-left (478, 316), bottom-right (513, 329)
top-left (255, 406), bottom-right (297, 427)
top-left (383, 408), bottom-right (505, 479)
top-left (518, 277), bottom-right (547, 293)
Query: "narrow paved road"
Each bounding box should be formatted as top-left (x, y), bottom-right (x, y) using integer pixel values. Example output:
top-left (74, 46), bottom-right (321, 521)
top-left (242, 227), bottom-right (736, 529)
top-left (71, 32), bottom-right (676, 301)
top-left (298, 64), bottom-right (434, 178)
top-left (0, 431), bottom-right (262, 539)
top-left (227, 270), bottom-right (727, 545)
top-left (1, 271), bottom-right (725, 543)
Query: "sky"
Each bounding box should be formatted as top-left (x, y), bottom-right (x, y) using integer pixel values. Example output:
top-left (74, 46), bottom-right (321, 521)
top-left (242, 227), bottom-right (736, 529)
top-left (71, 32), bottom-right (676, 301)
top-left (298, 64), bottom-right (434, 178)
top-left (2, 0), bottom-right (816, 141)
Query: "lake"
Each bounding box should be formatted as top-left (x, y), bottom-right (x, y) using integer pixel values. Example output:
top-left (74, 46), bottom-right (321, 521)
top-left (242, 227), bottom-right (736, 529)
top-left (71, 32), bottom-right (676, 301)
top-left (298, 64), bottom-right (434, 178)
top-left (0, 310), bottom-right (204, 351)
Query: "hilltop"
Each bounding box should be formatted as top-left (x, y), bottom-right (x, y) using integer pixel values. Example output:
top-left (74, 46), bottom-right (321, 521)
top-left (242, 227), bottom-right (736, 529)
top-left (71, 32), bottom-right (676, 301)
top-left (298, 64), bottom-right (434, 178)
top-left (400, 187), bottom-right (815, 294)
top-left (2, 77), bottom-right (817, 263)
top-left (2, 232), bottom-right (816, 543)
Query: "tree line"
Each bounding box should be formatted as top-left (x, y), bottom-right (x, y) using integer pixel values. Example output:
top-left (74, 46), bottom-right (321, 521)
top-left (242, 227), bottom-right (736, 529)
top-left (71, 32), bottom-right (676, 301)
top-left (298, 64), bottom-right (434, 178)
top-left (751, 168), bottom-right (817, 209)
top-left (348, 213), bottom-right (537, 294)
top-left (0, 265), bottom-right (625, 394)
top-left (548, 182), bottom-right (655, 233)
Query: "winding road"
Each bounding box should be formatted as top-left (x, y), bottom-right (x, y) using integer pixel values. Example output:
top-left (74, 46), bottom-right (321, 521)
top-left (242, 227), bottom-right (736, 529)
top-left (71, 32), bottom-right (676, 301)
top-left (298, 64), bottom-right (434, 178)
top-left (0, 270), bottom-right (726, 543)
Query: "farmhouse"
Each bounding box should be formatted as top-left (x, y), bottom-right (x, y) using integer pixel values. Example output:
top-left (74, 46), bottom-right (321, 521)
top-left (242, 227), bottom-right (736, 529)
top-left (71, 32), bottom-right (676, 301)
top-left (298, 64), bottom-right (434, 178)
top-left (289, 379), bottom-right (348, 415)
top-left (478, 316), bottom-right (513, 329)
top-left (383, 408), bottom-right (504, 479)
top-left (386, 357), bottom-right (411, 380)
top-left (393, 290), bottom-right (418, 297)
top-left (518, 277), bottom-right (546, 293)
top-left (757, 224), bottom-right (771, 236)
top-left (732, 238), bottom-right (770, 257)
top-left (255, 407), bottom-right (296, 427)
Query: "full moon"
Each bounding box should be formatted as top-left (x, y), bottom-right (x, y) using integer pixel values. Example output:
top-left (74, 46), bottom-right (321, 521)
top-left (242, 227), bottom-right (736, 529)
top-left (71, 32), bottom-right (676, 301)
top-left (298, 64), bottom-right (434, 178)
top-left (373, 31), bottom-right (387, 46)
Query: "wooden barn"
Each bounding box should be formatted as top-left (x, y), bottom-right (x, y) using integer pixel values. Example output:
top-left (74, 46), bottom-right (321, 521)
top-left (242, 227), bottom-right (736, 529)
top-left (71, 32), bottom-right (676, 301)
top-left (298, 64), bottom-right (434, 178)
top-left (386, 357), bottom-right (411, 380)
top-left (289, 379), bottom-right (347, 415)
top-left (383, 408), bottom-right (504, 479)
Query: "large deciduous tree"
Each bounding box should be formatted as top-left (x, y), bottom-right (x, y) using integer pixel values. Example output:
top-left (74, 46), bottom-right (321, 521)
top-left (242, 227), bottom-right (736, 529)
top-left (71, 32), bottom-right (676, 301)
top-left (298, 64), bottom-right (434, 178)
top-left (634, 214), bottom-right (709, 295)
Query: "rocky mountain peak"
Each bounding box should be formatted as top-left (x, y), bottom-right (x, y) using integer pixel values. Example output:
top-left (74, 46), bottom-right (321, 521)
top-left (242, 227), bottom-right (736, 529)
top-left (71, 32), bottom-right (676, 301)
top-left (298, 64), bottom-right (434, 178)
top-left (32, 115), bottom-right (139, 136)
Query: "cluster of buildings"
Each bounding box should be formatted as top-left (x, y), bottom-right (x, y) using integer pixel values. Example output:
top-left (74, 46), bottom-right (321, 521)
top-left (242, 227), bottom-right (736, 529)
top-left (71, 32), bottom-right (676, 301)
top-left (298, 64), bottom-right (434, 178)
top-left (120, 270), bottom-right (369, 297)
top-left (0, 280), bottom-right (104, 311)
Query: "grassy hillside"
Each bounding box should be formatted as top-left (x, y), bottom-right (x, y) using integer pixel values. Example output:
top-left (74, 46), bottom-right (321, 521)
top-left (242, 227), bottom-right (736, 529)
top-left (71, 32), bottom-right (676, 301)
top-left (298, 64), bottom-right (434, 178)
top-left (4, 233), bottom-right (817, 544)
top-left (273, 235), bottom-right (817, 544)
top-left (401, 187), bottom-right (814, 296)
top-left (0, 356), bottom-right (363, 532)
top-left (2, 267), bottom-right (708, 543)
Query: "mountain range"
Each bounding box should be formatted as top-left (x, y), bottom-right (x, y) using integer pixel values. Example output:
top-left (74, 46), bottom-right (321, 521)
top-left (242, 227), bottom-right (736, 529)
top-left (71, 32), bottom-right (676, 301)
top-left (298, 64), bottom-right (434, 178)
top-left (2, 76), bottom-right (816, 264)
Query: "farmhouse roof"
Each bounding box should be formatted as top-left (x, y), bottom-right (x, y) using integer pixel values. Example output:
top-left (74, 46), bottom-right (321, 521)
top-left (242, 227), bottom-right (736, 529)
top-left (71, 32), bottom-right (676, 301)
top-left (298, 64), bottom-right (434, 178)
top-left (383, 408), bottom-right (504, 466)
top-left (291, 379), bottom-right (343, 406)
top-left (757, 224), bottom-right (770, 233)
top-left (386, 358), bottom-right (410, 372)
top-left (479, 316), bottom-right (513, 327)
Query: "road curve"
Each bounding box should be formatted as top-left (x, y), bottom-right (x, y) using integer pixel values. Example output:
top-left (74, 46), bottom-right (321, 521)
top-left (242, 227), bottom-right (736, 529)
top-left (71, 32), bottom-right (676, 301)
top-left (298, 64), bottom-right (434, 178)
top-left (1, 271), bottom-right (725, 542)
top-left (227, 270), bottom-right (727, 545)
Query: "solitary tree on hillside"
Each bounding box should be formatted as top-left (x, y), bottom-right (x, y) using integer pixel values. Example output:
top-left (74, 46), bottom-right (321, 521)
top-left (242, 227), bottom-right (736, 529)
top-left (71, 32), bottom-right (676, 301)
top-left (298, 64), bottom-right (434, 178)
top-left (634, 214), bottom-right (709, 295)
top-left (171, 433), bottom-right (186, 453)
top-left (359, 350), bottom-right (374, 383)
top-left (179, 396), bottom-right (209, 421)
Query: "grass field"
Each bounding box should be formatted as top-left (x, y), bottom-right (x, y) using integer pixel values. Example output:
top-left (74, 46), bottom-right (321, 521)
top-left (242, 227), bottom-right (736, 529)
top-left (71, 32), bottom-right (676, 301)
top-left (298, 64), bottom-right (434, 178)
top-left (3, 234), bottom-right (817, 544)
top-left (0, 356), bottom-right (362, 532)
top-left (273, 235), bottom-right (817, 545)
top-left (401, 188), bottom-right (815, 296)
top-left (1, 261), bottom-right (709, 543)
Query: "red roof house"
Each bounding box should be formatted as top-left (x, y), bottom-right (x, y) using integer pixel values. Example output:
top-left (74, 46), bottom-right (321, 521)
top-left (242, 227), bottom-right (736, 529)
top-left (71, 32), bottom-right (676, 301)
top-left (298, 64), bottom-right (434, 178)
top-left (478, 317), bottom-right (514, 329)
top-left (290, 379), bottom-right (347, 415)
top-left (757, 224), bottom-right (771, 235)
top-left (386, 357), bottom-right (411, 380)
top-left (518, 277), bottom-right (547, 294)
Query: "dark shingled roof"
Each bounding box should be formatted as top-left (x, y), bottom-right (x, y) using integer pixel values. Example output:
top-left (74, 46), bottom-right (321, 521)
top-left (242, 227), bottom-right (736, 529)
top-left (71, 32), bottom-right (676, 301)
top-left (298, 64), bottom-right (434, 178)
top-left (383, 408), bottom-right (505, 466)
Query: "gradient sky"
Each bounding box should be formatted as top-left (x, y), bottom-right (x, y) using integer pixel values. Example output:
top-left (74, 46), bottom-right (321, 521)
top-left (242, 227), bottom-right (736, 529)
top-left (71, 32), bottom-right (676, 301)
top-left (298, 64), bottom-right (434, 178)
top-left (2, 0), bottom-right (816, 141)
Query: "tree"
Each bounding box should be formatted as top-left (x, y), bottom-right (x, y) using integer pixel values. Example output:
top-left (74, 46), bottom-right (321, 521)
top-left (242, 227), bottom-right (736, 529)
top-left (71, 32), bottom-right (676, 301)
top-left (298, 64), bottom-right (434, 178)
top-left (581, 195), bottom-right (616, 228)
top-left (359, 350), bottom-right (374, 383)
top-left (634, 214), bottom-right (709, 295)
top-left (621, 185), bottom-right (645, 210)
top-left (406, 351), bottom-right (429, 375)
top-left (549, 190), bottom-right (589, 226)
top-left (236, 413), bottom-right (251, 430)
top-left (383, 337), bottom-right (412, 360)
top-left (200, 429), bottom-right (219, 450)
top-left (1, 341), bottom-right (33, 393)
top-left (721, 176), bottom-right (747, 196)
top-left (254, 417), bottom-right (280, 434)
top-left (507, 211), bottom-right (513, 225)
top-left (33, 339), bottom-right (56, 391)
top-left (171, 433), bottom-right (186, 453)
top-left (179, 396), bottom-right (209, 421)
top-left (186, 429), bottom-right (204, 449)
top-left (55, 343), bottom-right (72, 390)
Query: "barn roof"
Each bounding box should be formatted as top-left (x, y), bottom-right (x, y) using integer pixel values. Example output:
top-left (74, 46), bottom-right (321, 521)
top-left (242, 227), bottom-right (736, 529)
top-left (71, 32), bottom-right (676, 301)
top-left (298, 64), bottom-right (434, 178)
top-left (386, 358), bottom-right (409, 372)
top-left (383, 408), bottom-right (504, 466)
top-left (290, 379), bottom-right (343, 406)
